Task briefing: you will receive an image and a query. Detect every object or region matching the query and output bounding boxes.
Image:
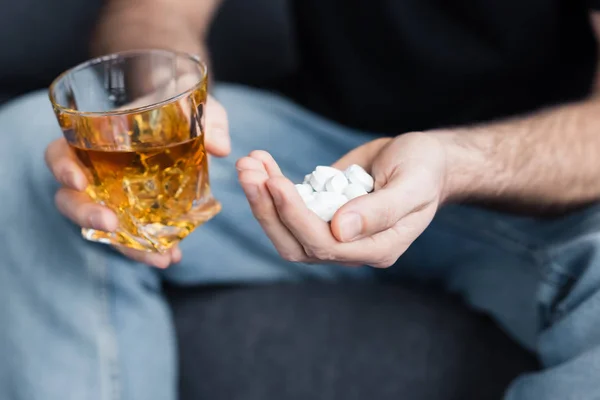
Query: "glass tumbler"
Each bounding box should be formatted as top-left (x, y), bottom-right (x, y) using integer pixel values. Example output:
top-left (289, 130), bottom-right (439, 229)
top-left (49, 49), bottom-right (221, 253)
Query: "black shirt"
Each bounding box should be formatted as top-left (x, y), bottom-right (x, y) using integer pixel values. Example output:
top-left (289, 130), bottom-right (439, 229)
top-left (287, 0), bottom-right (600, 134)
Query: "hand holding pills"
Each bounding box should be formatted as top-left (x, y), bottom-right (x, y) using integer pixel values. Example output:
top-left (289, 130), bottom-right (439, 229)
top-left (236, 132), bottom-right (447, 268)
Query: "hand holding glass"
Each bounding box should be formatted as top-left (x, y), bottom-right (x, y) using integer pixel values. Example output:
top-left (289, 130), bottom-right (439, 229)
top-left (49, 50), bottom-right (220, 253)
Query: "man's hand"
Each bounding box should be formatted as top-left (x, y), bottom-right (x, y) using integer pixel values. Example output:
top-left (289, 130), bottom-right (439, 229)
top-left (236, 133), bottom-right (447, 268)
top-left (45, 0), bottom-right (226, 268)
top-left (46, 96), bottom-right (230, 268)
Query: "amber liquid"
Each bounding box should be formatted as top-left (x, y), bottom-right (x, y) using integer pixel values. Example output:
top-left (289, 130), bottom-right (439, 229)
top-left (73, 135), bottom-right (219, 252)
top-left (60, 83), bottom-right (220, 252)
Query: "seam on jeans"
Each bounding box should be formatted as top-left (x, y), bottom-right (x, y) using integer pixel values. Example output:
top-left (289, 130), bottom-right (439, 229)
top-left (546, 231), bottom-right (600, 276)
top-left (541, 221), bottom-right (600, 293)
top-left (89, 249), bottom-right (121, 400)
top-left (535, 215), bottom-right (600, 326)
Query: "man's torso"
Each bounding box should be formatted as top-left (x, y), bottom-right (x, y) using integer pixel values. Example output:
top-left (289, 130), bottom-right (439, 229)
top-left (287, 0), bottom-right (598, 134)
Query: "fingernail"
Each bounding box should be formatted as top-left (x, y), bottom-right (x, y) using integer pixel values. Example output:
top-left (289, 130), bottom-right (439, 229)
top-left (63, 171), bottom-right (81, 190)
top-left (243, 184), bottom-right (260, 201)
top-left (338, 212), bottom-right (363, 242)
top-left (89, 211), bottom-right (107, 231)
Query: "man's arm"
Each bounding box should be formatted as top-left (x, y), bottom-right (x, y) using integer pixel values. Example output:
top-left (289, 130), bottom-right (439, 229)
top-left (439, 12), bottom-right (600, 213)
top-left (90, 0), bottom-right (222, 58)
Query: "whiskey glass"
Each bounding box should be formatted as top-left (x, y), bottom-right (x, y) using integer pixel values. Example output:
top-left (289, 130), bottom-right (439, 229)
top-left (49, 49), bottom-right (220, 253)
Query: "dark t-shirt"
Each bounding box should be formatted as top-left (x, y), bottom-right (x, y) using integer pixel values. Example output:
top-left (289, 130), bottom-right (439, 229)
top-left (286, 0), bottom-right (600, 134)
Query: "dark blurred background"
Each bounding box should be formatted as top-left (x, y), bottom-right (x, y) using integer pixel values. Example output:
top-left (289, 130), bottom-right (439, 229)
top-left (0, 0), bottom-right (296, 104)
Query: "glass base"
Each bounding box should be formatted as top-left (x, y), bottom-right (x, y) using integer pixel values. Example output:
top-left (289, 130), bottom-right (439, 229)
top-left (82, 199), bottom-right (221, 253)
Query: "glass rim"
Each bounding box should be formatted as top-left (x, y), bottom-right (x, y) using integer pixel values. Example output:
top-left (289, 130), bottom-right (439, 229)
top-left (48, 48), bottom-right (207, 117)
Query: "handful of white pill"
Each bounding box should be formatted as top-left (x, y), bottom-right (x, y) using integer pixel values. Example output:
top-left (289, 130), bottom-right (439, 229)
top-left (295, 164), bottom-right (374, 222)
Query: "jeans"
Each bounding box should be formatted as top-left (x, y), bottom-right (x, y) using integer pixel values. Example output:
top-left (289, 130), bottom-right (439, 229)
top-left (1, 84), bottom-right (599, 400)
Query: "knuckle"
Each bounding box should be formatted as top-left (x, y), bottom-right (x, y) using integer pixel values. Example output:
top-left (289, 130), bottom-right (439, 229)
top-left (273, 196), bottom-right (293, 216)
top-left (278, 249), bottom-right (306, 263)
top-left (370, 256), bottom-right (397, 269)
top-left (253, 211), bottom-right (275, 226)
top-left (52, 161), bottom-right (72, 182)
top-left (249, 150), bottom-right (272, 163)
top-left (45, 139), bottom-right (67, 166)
top-left (54, 189), bottom-right (93, 227)
top-left (306, 247), bottom-right (338, 262)
top-left (72, 205), bottom-right (90, 226)
top-left (249, 149), bottom-right (264, 158)
top-left (49, 159), bottom-right (81, 187)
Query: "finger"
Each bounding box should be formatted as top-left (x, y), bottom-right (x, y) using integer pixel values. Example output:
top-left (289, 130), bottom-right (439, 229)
top-left (331, 167), bottom-right (434, 242)
top-left (238, 167), bottom-right (307, 262)
top-left (352, 207), bottom-right (437, 268)
top-left (55, 188), bottom-right (119, 231)
top-left (248, 150), bottom-right (283, 177)
top-left (205, 95), bottom-right (230, 157)
top-left (44, 139), bottom-right (88, 191)
top-left (115, 245), bottom-right (181, 269)
top-left (331, 137), bottom-right (392, 171)
top-left (266, 176), bottom-right (339, 252)
top-left (171, 245), bottom-right (183, 264)
top-left (343, 226), bottom-right (408, 268)
top-left (235, 156), bottom-right (265, 173)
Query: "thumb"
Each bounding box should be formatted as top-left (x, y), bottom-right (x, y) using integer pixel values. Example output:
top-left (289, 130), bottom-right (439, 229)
top-left (205, 95), bottom-right (231, 157)
top-left (330, 177), bottom-right (418, 242)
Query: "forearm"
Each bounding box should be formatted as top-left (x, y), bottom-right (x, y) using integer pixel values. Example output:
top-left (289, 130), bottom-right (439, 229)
top-left (437, 94), bottom-right (600, 213)
top-left (91, 0), bottom-right (222, 58)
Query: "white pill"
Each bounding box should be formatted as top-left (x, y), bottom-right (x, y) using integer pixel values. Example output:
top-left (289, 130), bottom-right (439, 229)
top-left (315, 191), bottom-right (349, 207)
top-left (303, 174), bottom-right (312, 184)
top-left (315, 166), bottom-right (342, 179)
top-left (308, 172), bottom-right (328, 192)
top-left (344, 164), bottom-right (374, 192)
top-left (307, 192), bottom-right (349, 222)
top-left (306, 200), bottom-right (336, 222)
top-left (295, 183), bottom-right (314, 200)
top-left (307, 200), bottom-right (345, 221)
top-left (309, 166), bottom-right (343, 192)
top-left (325, 173), bottom-right (349, 193)
top-left (344, 183), bottom-right (368, 200)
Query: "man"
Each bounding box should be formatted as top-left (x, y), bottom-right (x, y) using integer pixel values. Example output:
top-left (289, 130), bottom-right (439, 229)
top-left (2, 0), bottom-right (600, 399)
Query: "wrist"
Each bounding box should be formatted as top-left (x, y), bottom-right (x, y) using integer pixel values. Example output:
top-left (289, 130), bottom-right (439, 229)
top-left (91, 2), bottom-right (206, 58)
top-left (428, 130), bottom-right (488, 204)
